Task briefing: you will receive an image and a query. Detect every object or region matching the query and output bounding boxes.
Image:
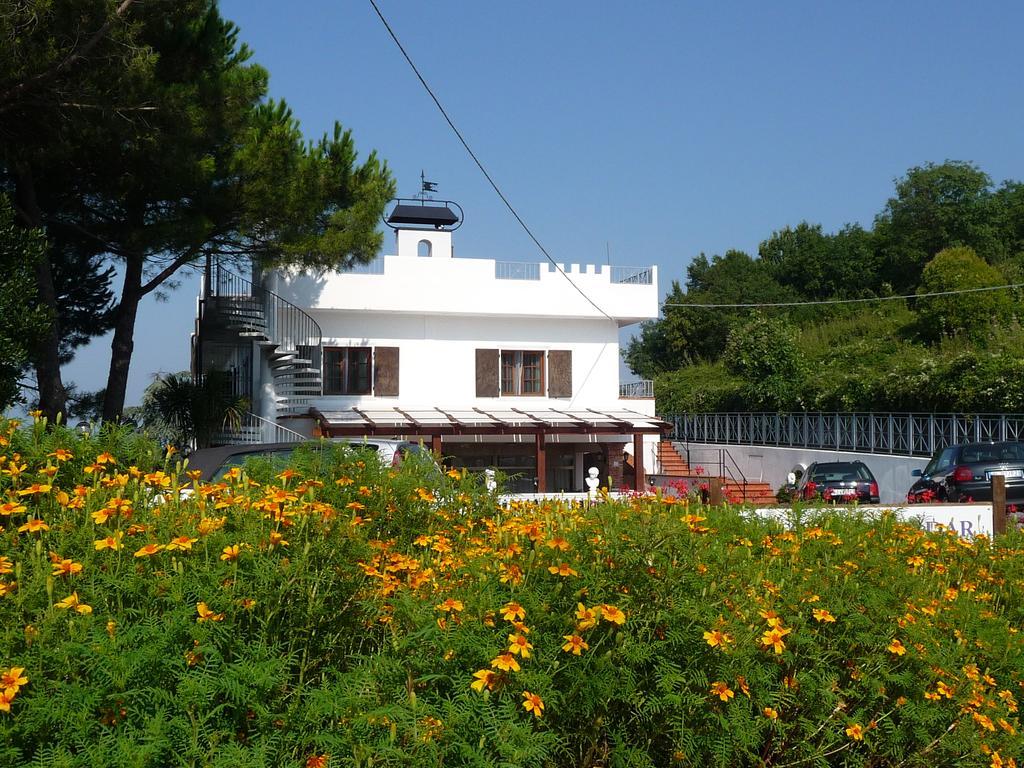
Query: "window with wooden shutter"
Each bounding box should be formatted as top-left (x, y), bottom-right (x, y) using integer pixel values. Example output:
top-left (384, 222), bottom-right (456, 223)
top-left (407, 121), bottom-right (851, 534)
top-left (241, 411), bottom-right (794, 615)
top-left (476, 349), bottom-right (499, 397)
top-left (547, 350), bottom-right (572, 397)
top-left (374, 347), bottom-right (399, 396)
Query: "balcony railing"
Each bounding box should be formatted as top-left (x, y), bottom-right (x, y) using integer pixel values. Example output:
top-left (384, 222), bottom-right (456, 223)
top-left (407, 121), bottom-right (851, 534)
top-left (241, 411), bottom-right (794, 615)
top-left (619, 380), bottom-right (654, 398)
top-left (670, 412), bottom-right (1024, 458)
top-left (340, 257), bottom-right (385, 275)
top-left (611, 266), bottom-right (653, 285)
top-left (495, 261), bottom-right (541, 280)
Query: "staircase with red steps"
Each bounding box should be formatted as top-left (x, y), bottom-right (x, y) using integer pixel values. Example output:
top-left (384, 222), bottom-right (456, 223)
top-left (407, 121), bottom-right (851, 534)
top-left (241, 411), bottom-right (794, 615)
top-left (656, 440), bottom-right (778, 505)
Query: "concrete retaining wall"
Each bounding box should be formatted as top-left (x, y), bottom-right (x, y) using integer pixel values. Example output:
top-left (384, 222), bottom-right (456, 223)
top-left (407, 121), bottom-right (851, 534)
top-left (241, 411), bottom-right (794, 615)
top-left (675, 442), bottom-right (929, 505)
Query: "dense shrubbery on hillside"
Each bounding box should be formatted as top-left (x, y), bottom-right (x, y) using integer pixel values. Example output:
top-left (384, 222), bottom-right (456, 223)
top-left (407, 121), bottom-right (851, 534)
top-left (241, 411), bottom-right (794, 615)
top-left (1, 418), bottom-right (1023, 766)
top-left (629, 162), bottom-right (1024, 414)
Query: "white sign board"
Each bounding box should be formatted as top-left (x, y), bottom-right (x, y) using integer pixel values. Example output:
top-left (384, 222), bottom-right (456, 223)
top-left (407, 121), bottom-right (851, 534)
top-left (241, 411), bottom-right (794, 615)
top-left (750, 503), bottom-right (994, 539)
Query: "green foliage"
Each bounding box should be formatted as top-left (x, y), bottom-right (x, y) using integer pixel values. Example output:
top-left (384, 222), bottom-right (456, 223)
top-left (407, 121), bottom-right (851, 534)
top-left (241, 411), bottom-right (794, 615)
top-left (1, 419), bottom-right (1023, 766)
top-left (0, 196), bottom-right (48, 409)
top-left (138, 371), bottom-right (248, 450)
top-left (914, 246), bottom-right (1016, 343)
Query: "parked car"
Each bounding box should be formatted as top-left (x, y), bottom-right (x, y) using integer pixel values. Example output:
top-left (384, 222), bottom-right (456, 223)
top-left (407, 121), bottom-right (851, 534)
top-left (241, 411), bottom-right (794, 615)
top-left (923, 441), bottom-right (1024, 503)
top-left (797, 460), bottom-right (880, 504)
top-left (187, 438), bottom-right (426, 483)
top-left (906, 445), bottom-right (959, 503)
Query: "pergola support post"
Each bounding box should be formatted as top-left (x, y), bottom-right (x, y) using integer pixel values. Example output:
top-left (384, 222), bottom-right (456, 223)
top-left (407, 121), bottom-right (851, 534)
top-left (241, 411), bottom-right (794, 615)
top-left (535, 432), bottom-right (546, 493)
top-left (633, 432), bottom-right (645, 490)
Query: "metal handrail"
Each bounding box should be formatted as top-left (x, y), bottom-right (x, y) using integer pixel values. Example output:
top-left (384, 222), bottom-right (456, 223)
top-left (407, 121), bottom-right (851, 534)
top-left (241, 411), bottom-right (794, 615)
top-left (681, 445), bottom-right (748, 498)
top-left (214, 411), bottom-right (307, 445)
top-left (495, 261), bottom-right (541, 280)
top-left (207, 262), bottom-right (323, 398)
top-left (619, 380), bottom-right (654, 398)
top-left (611, 265), bottom-right (653, 285)
top-left (670, 412), bottom-right (1024, 458)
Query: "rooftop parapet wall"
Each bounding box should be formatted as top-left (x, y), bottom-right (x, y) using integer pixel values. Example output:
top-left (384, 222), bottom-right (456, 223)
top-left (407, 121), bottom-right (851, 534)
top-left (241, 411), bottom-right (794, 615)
top-left (273, 255), bottom-right (658, 327)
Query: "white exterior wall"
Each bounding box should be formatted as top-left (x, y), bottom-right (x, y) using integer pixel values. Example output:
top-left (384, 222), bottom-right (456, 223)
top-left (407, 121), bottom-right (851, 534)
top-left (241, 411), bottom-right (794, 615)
top-left (275, 254), bottom-right (657, 326)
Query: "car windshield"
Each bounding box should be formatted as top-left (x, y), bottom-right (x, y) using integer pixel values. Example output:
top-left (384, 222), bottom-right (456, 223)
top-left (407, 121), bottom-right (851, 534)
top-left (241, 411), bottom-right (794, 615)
top-left (211, 449), bottom-right (298, 482)
top-left (923, 446), bottom-right (958, 475)
top-left (809, 463), bottom-right (871, 483)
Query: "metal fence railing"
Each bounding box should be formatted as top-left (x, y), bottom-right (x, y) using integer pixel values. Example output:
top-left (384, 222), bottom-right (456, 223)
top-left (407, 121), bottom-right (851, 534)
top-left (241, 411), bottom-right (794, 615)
top-left (619, 380), bottom-right (654, 398)
top-left (495, 261), bottom-right (541, 280)
top-left (611, 265), bottom-right (654, 285)
top-left (670, 412), bottom-right (1024, 458)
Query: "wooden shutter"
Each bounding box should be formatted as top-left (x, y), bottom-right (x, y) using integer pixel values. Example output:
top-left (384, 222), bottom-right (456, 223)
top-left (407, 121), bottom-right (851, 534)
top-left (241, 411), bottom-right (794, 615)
top-left (476, 349), bottom-right (499, 397)
top-left (548, 350), bottom-right (572, 397)
top-left (374, 347), bottom-right (400, 396)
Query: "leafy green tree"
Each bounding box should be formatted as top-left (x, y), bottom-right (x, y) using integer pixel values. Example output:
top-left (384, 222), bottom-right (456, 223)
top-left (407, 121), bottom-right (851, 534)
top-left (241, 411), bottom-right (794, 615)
top-left (874, 161), bottom-right (1001, 291)
top-left (0, 196), bottom-right (49, 409)
top-left (139, 370), bottom-right (247, 449)
top-left (759, 222), bottom-right (880, 299)
top-left (914, 246), bottom-right (1015, 342)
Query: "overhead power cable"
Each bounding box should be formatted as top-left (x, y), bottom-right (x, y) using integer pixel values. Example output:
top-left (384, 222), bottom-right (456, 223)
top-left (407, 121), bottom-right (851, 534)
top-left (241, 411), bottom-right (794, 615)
top-left (367, 0), bottom-right (616, 322)
top-left (662, 282), bottom-right (1024, 309)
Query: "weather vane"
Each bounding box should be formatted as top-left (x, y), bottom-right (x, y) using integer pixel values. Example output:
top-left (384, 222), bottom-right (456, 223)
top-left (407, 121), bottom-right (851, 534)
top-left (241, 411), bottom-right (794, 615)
top-left (418, 170), bottom-right (438, 201)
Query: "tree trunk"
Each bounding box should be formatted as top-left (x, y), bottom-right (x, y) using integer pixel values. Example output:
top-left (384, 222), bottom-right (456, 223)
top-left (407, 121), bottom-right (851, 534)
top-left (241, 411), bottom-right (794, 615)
top-left (101, 255), bottom-right (144, 422)
top-left (13, 163), bottom-right (66, 421)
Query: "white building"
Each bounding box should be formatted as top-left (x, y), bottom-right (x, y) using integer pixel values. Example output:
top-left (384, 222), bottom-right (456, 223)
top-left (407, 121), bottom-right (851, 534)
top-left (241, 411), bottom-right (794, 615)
top-left (193, 198), bottom-right (663, 492)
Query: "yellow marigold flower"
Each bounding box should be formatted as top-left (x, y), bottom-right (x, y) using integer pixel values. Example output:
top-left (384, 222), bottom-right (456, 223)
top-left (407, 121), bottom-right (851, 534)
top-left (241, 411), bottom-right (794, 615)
top-left (522, 691), bottom-right (544, 717)
top-left (710, 681), bottom-right (734, 702)
top-left (415, 487), bottom-right (436, 503)
top-left (887, 639), bottom-right (907, 656)
top-left (196, 602), bottom-right (225, 622)
top-left (220, 544), bottom-right (241, 561)
top-left (763, 706), bottom-right (779, 720)
top-left (16, 483), bottom-right (51, 496)
top-left (703, 629), bottom-right (733, 649)
top-left (812, 608), bottom-right (836, 623)
top-left (562, 634), bottom-right (589, 655)
top-left (0, 689), bottom-right (15, 713)
top-left (335, 476), bottom-right (353, 486)
top-left (907, 555), bottom-right (924, 568)
top-left (501, 602), bottom-right (525, 622)
top-left (345, 501), bottom-right (365, 512)
top-left (17, 518), bottom-right (48, 534)
top-left (239, 598), bottom-right (256, 610)
top-left (269, 531), bottom-right (289, 548)
top-left (133, 543), bottom-right (164, 558)
top-left (471, 669), bottom-right (497, 692)
top-left (600, 604), bottom-right (626, 625)
top-left (548, 562), bottom-right (578, 577)
top-left (165, 536), bottom-right (198, 552)
top-left (845, 723), bottom-right (864, 741)
top-left (55, 592), bottom-right (92, 614)
top-left (546, 535), bottom-right (571, 551)
top-left (1, 667), bottom-right (28, 695)
top-left (575, 603), bottom-right (599, 630)
top-left (94, 532), bottom-right (124, 551)
top-left (760, 626), bottom-right (790, 655)
top-left (508, 634), bottom-right (533, 658)
top-left (0, 557), bottom-right (13, 575)
top-left (435, 598), bottom-right (464, 613)
top-left (197, 516), bottom-right (226, 535)
top-left (51, 558), bottom-right (83, 578)
top-left (95, 452), bottom-right (116, 465)
top-left (973, 712), bottom-right (996, 732)
top-left (0, 501), bottom-right (26, 516)
top-left (49, 448), bottom-right (73, 462)
top-left (759, 609), bottom-right (784, 627)
top-left (490, 653), bottom-right (521, 673)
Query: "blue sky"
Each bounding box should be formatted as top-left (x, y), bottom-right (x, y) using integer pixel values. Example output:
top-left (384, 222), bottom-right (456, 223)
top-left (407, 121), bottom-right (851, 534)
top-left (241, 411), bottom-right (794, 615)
top-left (63, 0), bottom-right (1024, 405)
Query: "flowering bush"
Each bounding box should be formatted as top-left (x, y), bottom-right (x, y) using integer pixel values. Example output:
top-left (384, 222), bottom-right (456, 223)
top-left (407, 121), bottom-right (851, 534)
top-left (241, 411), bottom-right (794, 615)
top-left (0, 416), bottom-right (1022, 766)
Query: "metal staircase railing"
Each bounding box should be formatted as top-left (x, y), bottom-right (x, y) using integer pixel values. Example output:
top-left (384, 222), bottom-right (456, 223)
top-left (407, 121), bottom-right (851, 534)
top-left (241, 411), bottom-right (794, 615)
top-left (213, 411), bottom-right (308, 445)
top-left (200, 261), bottom-right (323, 418)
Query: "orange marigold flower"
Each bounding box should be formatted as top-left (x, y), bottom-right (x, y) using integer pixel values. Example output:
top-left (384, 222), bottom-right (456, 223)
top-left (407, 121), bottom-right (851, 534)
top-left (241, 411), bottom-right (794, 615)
top-left (16, 483), bottom-right (51, 496)
top-left (471, 669), bottom-right (497, 692)
top-left (0, 689), bottom-right (15, 713)
top-left (435, 598), bottom-right (464, 613)
top-left (305, 754), bottom-right (329, 768)
top-left (490, 653), bottom-right (521, 673)
top-left (703, 629), bottom-right (733, 649)
top-left (51, 558), bottom-right (83, 578)
top-left (134, 543), bottom-right (164, 558)
top-left (501, 602), bottom-right (526, 622)
top-left (269, 531), bottom-right (289, 548)
top-left (887, 639), bottom-right (907, 656)
top-left (1, 667), bottom-right (28, 695)
top-left (220, 544), bottom-right (241, 561)
top-left (600, 604), bottom-right (626, 625)
top-left (812, 608), bottom-right (836, 623)
top-left (759, 609), bottom-right (784, 627)
top-left (165, 536), bottom-right (198, 552)
top-left (55, 592), bottom-right (92, 614)
top-left (763, 706), bottom-right (779, 720)
top-left (508, 634), bottom-right (533, 658)
top-left (95, 452), bottom-right (116, 465)
top-left (546, 535), bottom-right (571, 551)
top-left (0, 557), bottom-right (13, 575)
top-left (521, 691), bottom-right (544, 717)
top-left (845, 723), bottom-right (864, 741)
top-left (760, 626), bottom-right (790, 655)
top-left (973, 712), bottom-right (996, 732)
top-left (562, 634), bottom-right (589, 655)
top-left (17, 518), bottom-right (48, 534)
top-left (575, 603), bottom-right (598, 630)
top-left (196, 602), bottom-right (225, 622)
top-left (49, 448), bottom-right (73, 462)
top-left (94, 532), bottom-right (124, 551)
top-left (0, 501), bottom-right (26, 516)
top-left (548, 562), bottom-right (579, 577)
top-left (710, 681), bottom-right (734, 702)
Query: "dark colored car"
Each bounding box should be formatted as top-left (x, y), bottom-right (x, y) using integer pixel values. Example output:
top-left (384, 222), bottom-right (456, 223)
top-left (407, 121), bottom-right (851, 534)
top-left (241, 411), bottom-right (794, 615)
top-left (187, 439), bottom-right (424, 483)
top-left (926, 441), bottom-right (1024, 503)
top-left (906, 445), bottom-right (959, 503)
top-left (798, 461), bottom-right (880, 504)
